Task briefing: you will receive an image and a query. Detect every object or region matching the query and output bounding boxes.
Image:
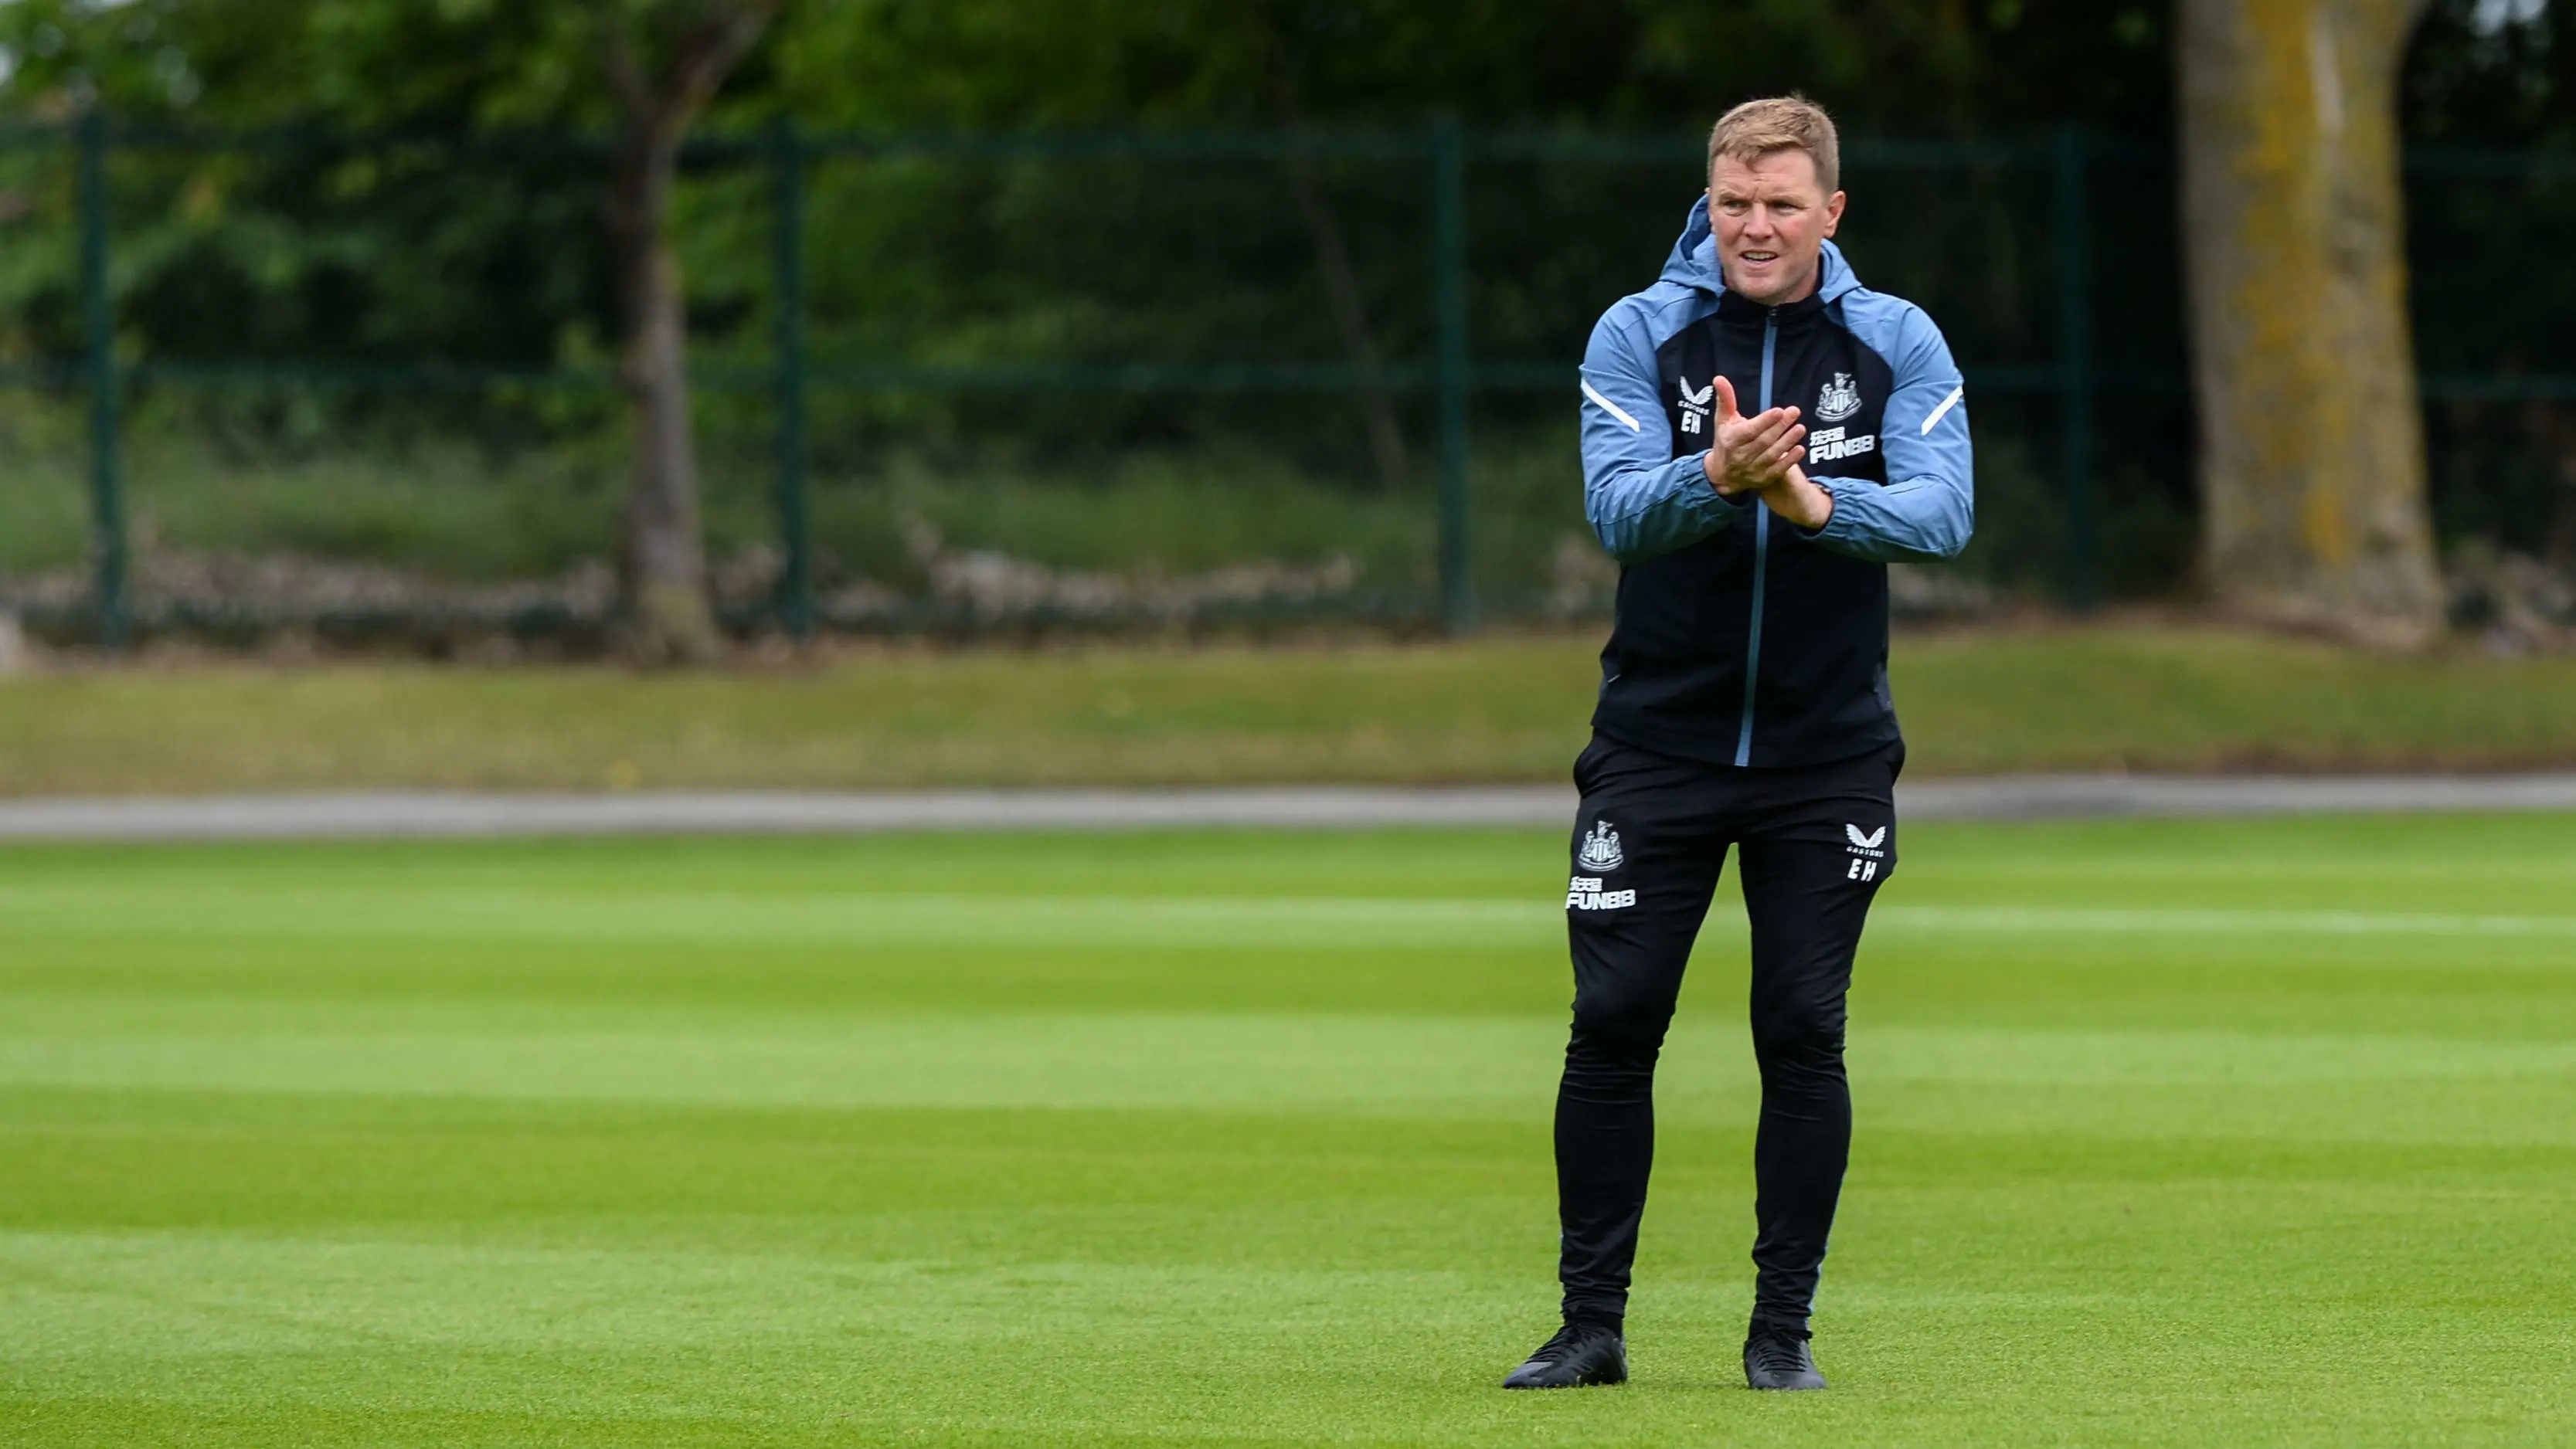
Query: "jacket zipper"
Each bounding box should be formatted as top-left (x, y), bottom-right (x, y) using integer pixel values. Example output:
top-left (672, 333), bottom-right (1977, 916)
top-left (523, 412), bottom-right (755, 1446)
top-left (1733, 307), bottom-right (1779, 768)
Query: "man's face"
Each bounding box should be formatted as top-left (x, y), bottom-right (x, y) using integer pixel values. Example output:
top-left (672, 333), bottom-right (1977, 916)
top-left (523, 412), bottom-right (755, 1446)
top-left (1709, 148), bottom-right (1845, 307)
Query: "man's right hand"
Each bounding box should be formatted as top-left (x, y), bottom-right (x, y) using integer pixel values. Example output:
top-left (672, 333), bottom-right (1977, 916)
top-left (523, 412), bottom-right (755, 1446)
top-left (1700, 374), bottom-right (1806, 497)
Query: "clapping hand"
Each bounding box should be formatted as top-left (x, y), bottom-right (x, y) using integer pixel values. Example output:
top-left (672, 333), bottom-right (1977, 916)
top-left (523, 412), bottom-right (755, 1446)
top-left (1703, 375), bottom-right (1803, 496)
top-left (1699, 375), bottom-right (1833, 531)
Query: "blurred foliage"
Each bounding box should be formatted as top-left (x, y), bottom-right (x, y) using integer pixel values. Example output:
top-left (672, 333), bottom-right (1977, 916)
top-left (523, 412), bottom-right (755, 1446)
top-left (0, 0), bottom-right (2568, 607)
top-left (2407, 0), bottom-right (2576, 144)
top-left (2404, 2), bottom-right (2576, 562)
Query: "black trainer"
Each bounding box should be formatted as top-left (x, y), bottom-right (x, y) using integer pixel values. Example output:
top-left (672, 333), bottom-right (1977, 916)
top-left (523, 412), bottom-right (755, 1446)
top-left (1743, 1324), bottom-right (1827, 1390)
top-left (1500, 1321), bottom-right (1628, 1390)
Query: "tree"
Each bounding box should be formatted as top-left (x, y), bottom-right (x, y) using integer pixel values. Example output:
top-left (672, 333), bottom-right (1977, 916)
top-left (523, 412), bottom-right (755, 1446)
top-left (0, 0), bottom-right (779, 660)
top-left (599, 1), bottom-right (777, 663)
top-left (2178, 0), bottom-right (2445, 643)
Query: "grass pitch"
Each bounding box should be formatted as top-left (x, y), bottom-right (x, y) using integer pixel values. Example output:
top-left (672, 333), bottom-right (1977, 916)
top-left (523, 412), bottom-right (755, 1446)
top-left (6, 626), bottom-right (2576, 794)
top-left (5, 816), bottom-right (2575, 1445)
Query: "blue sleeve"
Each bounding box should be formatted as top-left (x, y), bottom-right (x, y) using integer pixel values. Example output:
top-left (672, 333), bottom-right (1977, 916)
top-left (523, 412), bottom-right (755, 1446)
top-left (1580, 302), bottom-right (1745, 565)
top-left (1806, 303), bottom-right (1974, 563)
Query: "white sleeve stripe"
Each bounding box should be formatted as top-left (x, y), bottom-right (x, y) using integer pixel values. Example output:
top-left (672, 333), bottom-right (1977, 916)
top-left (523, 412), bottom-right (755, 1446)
top-left (1582, 378), bottom-right (1643, 433)
top-left (1919, 383), bottom-right (1965, 435)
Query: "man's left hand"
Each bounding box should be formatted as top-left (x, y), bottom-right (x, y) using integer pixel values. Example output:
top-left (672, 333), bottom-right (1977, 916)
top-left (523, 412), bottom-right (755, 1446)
top-left (1748, 467), bottom-right (1835, 531)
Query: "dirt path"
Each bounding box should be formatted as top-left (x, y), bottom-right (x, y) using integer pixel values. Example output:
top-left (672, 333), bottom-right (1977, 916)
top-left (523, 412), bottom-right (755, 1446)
top-left (0, 775), bottom-right (2571, 841)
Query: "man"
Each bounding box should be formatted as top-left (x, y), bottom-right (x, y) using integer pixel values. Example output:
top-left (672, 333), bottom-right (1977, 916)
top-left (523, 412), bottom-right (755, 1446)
top-left (1501, 95), bottom-right (1973, 1393)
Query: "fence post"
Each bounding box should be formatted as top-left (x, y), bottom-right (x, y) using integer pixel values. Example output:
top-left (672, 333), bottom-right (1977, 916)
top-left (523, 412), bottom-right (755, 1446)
top-left (1431, 114), bottom-right (1474, 634)
top-left (2054, 123), bottom-right (2098, 612)
top-left (77, 108), bottom-right (128, 650)
top-left (770, 116), bottom-right (814, 640)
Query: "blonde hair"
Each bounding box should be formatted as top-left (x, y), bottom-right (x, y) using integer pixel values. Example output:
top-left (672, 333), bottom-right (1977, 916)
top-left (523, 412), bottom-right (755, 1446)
top-left (1707, 95), bottom-right (1840, 194)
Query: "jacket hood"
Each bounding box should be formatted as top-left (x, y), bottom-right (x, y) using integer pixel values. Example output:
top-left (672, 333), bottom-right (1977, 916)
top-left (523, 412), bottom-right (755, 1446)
top-left (1658, 192), bottom-right (1859, 304)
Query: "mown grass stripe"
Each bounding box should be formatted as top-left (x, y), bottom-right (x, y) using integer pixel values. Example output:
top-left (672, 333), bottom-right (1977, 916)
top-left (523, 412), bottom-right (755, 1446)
top-left (5, 818), bottom-right (2575, 1444)
top-left (6, 886), bottom-right (2574, 941)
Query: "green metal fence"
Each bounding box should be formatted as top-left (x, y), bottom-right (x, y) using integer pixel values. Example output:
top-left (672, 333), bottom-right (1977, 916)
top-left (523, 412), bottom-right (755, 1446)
top-left (5, 115), bottom-right (2572, 646)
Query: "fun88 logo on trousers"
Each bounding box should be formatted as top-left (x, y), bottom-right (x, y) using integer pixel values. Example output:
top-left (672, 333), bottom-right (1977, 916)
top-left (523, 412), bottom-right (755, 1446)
top-left (1567, 876), bottom-right (1636, 911)
top-left (1567, 822), bottom-right (1636, 911)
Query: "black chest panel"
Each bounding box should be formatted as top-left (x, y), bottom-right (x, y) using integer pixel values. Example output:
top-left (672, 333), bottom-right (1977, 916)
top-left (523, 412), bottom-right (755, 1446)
top-left (1655, 305), bottom-right (1892, 486)
top-left (1592, 294), bottom-right (1903, 769)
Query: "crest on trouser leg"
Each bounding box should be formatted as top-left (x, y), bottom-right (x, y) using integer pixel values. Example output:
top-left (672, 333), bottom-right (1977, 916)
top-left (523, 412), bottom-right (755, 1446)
top-left (1577, 820), bottom-right (1625, 872)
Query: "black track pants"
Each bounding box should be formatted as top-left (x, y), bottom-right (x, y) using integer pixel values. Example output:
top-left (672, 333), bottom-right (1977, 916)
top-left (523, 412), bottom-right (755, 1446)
top-left (1554, 733), bottom-right (1899, 1333)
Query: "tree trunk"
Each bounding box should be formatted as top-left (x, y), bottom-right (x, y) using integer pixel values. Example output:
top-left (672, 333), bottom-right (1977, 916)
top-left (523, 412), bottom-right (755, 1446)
top-left (1283, 146), bottom-right (1412, 493)
top-left (1249, 13), bottom-right (1410, 494)
top-left (608, 123), bottom-right (723, 664)
top-left (596, 1), bottom-right (773, 666)
top-left (2178, 0), bottom-right (2443, 643)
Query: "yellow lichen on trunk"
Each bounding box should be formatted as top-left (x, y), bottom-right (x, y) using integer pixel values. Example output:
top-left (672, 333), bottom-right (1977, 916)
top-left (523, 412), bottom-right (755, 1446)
top-left (2179, 0), bottom-right (2442, 643)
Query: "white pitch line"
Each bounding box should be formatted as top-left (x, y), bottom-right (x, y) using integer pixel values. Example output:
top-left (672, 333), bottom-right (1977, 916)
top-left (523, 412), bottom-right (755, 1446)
top-left (1874, 905), bottom-right (2576, 938)
top-left (0, 881), bottom-right (2567, 947)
